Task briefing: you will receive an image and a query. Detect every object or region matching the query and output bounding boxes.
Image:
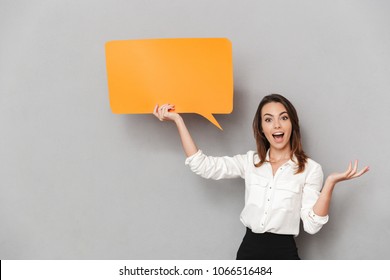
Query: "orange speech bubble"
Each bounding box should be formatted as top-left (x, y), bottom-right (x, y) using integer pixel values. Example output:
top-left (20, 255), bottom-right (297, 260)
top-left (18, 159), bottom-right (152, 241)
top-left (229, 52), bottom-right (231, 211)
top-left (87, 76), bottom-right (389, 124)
top-left (105, 38), bottom-right (233, 130)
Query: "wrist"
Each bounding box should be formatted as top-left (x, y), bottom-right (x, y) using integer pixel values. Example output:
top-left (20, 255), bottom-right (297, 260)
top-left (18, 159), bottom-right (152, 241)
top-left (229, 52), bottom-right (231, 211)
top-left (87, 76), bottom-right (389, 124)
top-left (174, 114), bottom-right (183, 124)
top-left (325, 176), bottom-right (338, 187)
top-left (322, 177), bottom-right (336, 194)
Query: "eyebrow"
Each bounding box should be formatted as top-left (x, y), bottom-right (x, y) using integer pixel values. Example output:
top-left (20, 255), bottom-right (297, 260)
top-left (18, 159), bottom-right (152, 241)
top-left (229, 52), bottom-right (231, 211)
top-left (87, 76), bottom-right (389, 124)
top-left (263, 111), bottom-right (288, 117)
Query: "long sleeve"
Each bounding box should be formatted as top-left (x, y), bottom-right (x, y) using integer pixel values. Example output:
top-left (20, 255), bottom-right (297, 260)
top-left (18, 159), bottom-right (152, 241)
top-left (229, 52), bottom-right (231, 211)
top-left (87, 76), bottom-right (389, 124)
top-left (300, 160), bottom-right (329, 234)
top-left (185, 150), bottom-right (249, 180)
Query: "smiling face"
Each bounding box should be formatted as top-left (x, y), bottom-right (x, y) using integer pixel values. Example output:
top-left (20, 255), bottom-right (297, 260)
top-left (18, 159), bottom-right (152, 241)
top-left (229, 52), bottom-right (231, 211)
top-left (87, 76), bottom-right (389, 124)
top-left (261, 102), bottom-right (292, 152)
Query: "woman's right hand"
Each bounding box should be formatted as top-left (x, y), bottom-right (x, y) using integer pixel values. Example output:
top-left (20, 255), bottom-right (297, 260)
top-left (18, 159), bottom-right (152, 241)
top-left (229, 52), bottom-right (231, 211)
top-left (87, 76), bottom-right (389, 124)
top-left (153, 104), bottom-right (198, 157)
top-left (153, 104), bottom-right (181, 122)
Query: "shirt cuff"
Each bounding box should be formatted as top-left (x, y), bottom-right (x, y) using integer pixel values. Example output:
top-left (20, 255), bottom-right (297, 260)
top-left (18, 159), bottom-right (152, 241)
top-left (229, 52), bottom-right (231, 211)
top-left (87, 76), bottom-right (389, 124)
top-left (184, 149), bottom-right (202, 165)
top-left (308, 209), bottom-right (329, 225)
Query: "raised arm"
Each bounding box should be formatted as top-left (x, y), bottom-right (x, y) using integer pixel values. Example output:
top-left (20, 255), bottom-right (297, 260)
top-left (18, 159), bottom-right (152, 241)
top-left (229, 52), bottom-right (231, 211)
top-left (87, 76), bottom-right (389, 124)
top-left (313, 160), bottom-right (370, 216)
top-left (153, 104), bottom-right (198, 157)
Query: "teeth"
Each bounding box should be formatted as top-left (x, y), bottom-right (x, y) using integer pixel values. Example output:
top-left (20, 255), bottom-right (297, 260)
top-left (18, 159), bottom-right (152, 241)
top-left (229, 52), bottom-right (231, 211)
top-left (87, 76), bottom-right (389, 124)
top-left (273, 133), bottom-right (284, 136)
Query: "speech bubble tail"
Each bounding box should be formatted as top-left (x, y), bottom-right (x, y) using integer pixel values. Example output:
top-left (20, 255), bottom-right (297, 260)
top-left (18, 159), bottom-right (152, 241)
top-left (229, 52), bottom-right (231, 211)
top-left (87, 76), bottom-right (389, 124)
top-left (200, 113), bottom-right (223, 130)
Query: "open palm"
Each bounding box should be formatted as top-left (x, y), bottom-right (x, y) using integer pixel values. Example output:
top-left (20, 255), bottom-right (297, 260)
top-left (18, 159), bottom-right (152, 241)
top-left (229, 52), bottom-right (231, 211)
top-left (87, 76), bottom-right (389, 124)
top-left (328, 160), bottom-right (369, 184)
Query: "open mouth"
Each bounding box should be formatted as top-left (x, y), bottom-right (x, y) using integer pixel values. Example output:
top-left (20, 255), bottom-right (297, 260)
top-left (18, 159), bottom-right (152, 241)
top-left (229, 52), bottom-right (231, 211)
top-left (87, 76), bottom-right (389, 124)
top-left (272, 132), bottom-right (284, 142)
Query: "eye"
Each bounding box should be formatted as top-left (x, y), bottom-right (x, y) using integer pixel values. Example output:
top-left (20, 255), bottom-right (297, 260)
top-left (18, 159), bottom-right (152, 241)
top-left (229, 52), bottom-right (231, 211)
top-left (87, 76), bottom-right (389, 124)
top-left (281, 115), bottom-right (289, 121)
top-left (264, 118), bottom-right (272, 123)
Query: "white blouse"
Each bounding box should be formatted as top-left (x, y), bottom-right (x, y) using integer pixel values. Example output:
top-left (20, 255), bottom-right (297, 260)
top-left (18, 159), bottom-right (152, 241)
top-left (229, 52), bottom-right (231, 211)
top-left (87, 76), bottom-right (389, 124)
top-left (185, 149), bottom-right (329, 236)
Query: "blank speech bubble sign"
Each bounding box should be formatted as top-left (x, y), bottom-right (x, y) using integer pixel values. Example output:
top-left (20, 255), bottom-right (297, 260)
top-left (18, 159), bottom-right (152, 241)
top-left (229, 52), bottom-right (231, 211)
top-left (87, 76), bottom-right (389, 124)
top-left (105, 38), bottom-right (233, 130)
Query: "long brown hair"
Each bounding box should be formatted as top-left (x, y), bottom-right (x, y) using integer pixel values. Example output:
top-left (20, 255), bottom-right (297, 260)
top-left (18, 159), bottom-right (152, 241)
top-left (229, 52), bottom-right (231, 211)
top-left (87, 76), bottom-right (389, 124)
top-left (252, 94), bottom-right (308, 173)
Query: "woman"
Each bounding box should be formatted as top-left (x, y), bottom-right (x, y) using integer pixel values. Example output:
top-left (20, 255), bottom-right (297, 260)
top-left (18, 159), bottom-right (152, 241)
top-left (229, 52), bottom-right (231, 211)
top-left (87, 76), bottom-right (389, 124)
top-left (153, 94), bottom-right (369, 260)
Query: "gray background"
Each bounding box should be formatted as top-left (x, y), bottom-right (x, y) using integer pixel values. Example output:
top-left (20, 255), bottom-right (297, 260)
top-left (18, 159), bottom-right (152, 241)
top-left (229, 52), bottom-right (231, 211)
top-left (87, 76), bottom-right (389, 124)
top-left (0, 0), bottom-right (389, 259)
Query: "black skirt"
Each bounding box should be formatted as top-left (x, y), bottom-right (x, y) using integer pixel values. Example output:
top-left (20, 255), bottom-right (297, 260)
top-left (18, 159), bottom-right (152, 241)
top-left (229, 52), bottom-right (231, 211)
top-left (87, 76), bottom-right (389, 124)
top-left (236, 227), bottom-right (300, 260)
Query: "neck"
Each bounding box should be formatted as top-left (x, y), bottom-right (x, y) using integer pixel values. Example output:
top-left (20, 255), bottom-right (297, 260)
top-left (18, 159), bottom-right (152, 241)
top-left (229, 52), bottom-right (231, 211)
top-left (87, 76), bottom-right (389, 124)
top-left (269, 146), bottom-right (291, 162)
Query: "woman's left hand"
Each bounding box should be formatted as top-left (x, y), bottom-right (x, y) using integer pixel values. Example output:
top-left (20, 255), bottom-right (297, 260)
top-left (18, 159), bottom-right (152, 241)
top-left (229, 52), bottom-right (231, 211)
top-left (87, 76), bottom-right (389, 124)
top-left (327, 160), bottom-right (370, 185)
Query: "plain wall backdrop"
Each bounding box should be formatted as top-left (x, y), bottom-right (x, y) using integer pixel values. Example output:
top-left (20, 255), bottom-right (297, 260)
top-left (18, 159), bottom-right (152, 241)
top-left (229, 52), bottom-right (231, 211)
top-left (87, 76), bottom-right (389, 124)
top-left (0, 0), bottom-right (389, 259)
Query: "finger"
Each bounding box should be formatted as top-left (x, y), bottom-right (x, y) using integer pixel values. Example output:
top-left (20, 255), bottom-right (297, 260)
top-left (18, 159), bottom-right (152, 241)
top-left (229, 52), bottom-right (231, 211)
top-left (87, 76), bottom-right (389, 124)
top-left (161, 104), bottom-right (171, 115)
top-left (344, 161), bottom-right (353, 177)
top-left (162, 107), bottom-right (169, 119)
top-left (166, 107), bottom-right (173, 116)
top-left (352, 166), bottom-right (370, 178)
top-left (346, 161), bottom-right (357, 179)
top-left (165, 104), bottom-right (173, 109)
top-left (153, 104), bottom-right (159, 117)
top-left (162, 106), bottom-right (168, 114)
top-left (159, 104), bottom-right (167, 117)
top-left (352, 160), bottom-right (359, 174)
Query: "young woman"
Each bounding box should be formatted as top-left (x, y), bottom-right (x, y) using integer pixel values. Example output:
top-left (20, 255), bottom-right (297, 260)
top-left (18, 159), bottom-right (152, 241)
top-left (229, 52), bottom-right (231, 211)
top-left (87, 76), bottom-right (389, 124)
top-left (153, 94), bottom-right (369, 260)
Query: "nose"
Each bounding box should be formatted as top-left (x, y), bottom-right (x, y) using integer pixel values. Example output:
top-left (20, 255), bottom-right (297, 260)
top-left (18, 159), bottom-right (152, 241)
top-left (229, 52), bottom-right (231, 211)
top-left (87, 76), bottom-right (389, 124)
top-left (274, 119), bottom-right (281, 129)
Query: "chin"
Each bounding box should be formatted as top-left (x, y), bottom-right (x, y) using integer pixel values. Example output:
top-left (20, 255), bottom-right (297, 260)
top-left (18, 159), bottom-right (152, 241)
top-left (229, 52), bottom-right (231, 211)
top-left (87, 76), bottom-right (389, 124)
top-left (272, 142), bottom-right (290, 151)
